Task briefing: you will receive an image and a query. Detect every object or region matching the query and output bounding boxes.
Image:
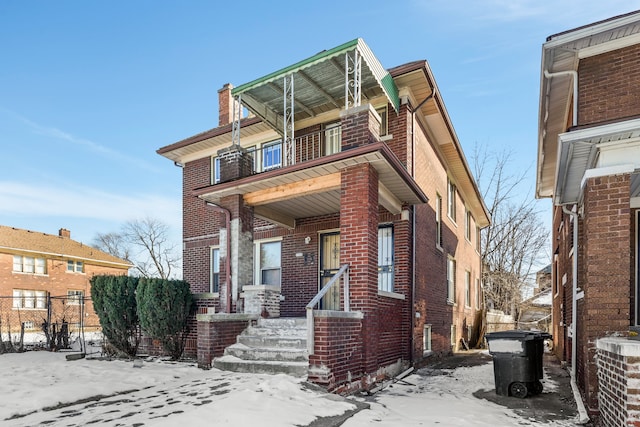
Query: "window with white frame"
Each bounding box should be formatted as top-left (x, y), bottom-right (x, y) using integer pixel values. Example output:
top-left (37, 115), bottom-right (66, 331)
top-left (210, 247), bottom-right (220, 293)
top-left (211, 156), bottom-right (221, 184)
top-left (447, 257), bottom-right (456, 304)
top-left (255, 240), bottom-right (281, 287)
top-left (67, 290), bottom-right (84, 305)
top-left (67, 260), bottom-right (84, 273)
top-left (378, 225), bottom-right (394, 292)
top-left (465, 270), bottom-right (471, 307)
top-left (436, 194), bottom-right (443, 248)
top-left (465, 208), bottom-right (472, 242)
top-left (13, 255), bottom-right (47, 274)
top-left (476, 225), bottom-right (481, 253)
top-left (450, 324), bottom-right (457, 346)
top-left (423, 324), bottom-right (432, 353)
top-left (476, 277), bottom-right (481, 309)
top-left (376, 106), bottom-right (388, 136)
top-left (447, 178), bottom-right (456, 222)
top-left (262, 140), bottom-right (282, 171)
top-left (324, 122), bottom-right (342, 155)
top-left (13, 289), bottom-right (47, 309)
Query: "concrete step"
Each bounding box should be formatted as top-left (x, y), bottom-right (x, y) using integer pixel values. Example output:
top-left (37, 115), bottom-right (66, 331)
top-left (224, 343), bottom-right (308, 362)
top-left (213, 355), bottom-right (309, 377)
top-left (213, 317), bottom-right (309, 377)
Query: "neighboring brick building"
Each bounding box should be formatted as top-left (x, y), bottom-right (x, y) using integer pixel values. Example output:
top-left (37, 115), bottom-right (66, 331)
top-left (0, 225), bottom-right (131, 343)
top-left (158, 39), bottom-right (490, 391)
top-left (537, 11), bottom-right (640, 418)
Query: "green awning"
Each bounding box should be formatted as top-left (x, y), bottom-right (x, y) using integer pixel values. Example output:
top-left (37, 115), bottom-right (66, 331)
top-left (231, 38), bottom-right (399, 134)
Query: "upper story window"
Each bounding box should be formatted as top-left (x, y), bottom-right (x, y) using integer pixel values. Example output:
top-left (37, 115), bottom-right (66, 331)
top-left (67, 290), bottom-right (84, 305)
top-left (324, 123), bottom-right (342, 155)
top-left (211, 156), bottom-right (221, 184)
top-left (447, 257), bottom-right (456, 304)
top-left (465, 208), bottom-right (472, 242)
top-left (262, 140), bottom-right (282, 171)
top-left (376, 106), bottom-right (388, 136)
top-left (447, 178), bottom-right (457, 222)
top-left (13, 255), bottom-right (47, 274)
top-left (67, 260), bottom-right (84, 273)
top-left (436, 194), bottom-right (443, 248)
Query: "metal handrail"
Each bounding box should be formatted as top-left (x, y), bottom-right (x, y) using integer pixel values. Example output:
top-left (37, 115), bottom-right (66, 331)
top-left (305, 264), bottom-right (349, 355)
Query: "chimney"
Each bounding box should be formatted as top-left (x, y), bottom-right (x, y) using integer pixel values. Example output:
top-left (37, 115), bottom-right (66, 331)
top-left (218, 83), bottom-right (234, 127)
top-left (59, 228), bottom-right (70, 238)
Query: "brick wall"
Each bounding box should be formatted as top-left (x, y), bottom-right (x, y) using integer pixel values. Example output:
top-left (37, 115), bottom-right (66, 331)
top-left (308, 312), bottom-right (364, 392)
top-left (339, 104), bottom-right (381, 150)
top-left (596, 337), bottom-right (640, 427)
top-left (578, 44), bottom-right (640, 126)
top-left (196, 314), bottom-right (257, 369)
top-left (580, 173), bottom-right (632, 411)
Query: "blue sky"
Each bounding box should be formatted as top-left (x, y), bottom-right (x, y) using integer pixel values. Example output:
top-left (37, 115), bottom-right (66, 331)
top-left (0, 1), bottom-right (637, 251)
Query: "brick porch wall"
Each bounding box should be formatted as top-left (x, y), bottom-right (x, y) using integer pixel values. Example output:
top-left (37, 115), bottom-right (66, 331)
top-left (196, 314), bottom-right (258, 369)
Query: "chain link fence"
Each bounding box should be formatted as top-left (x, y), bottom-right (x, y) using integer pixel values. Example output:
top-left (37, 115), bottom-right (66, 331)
top-left (0, 295), bottom-right (102, 353)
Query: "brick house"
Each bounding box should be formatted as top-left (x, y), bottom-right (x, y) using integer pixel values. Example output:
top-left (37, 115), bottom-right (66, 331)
top-left (536, 11), bottom-right (640, 416)
top-left (0, 225), bottom-right (131, 342)
top-left (158, 39), bottom-right (490, 391)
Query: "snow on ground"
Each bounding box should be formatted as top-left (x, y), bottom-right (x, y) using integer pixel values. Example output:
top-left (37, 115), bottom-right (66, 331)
top-left (0, 350), bottom-right (578, 426)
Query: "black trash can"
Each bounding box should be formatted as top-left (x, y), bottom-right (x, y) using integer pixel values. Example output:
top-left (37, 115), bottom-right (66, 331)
top-left (485, 330), bottom-right (551, 398)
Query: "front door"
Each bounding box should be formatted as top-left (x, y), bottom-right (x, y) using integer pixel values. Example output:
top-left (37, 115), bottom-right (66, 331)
top-left (320, 232), bottom-right (340, 310)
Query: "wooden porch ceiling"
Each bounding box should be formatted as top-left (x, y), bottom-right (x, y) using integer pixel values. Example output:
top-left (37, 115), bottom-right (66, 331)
top-left (193, 143), bottom-right (427, 229)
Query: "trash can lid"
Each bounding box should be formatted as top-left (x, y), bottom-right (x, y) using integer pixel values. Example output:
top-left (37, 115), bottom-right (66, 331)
top-left (486, 330), bottom-right (551, 341)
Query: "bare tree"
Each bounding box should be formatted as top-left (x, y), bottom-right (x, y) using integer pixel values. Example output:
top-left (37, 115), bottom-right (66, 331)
top-left (93, 217), bottom-right (180, 280)
top-left (473, 146), bottom-right (549, 317)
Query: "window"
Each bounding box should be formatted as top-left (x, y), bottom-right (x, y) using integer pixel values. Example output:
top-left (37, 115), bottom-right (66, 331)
top-left (376, 106), bottom-right (388, 136)
top-left (465, 271), bottom-right (471, 307)
top-left (447, 257), bottom-right (456, 304)
top-left (67, 290), bottom-right (84, 305)
top-left (378, 225), bottom-right (394, 292)
top-left (476, 226), bottom-right (481, 253)
top-left (436, 194), bottom-right (443, 248)
top-left (211, 156), bottom-right (221, 184)
top-left (13, 255), bottom-right (48, 274)
top-left (450, 324), bottom-right (457, 347)
top-left (423, 324), bottom-right (432, 353)
top-left (447, 178), bottom-right (456, 222)
top-left (255, 240), bottom-right (281, 286)
top-left (262, 140), bottom-right (282, 171)
top-left (67, 260), bottom-right (84, 273)
top-left (465, 209), bottom-right (472, 242)
top-left (12, 290), bottom-right (47, 309)
top-left (476, 278), bottom-right (481, 309)
top-left (324, 123), bottom-right (342, 155)
top-left (210, 247), bottom-right (220, 293)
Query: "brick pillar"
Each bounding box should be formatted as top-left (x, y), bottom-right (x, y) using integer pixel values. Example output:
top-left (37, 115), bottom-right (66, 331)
top-left (217, 145), bottom-right (253, 183)
top-left (581, 173), bottom-right (631, 412)
top-left (219, 194), bottom-right (254, 313)
top-left (340, 163), bottom-right (379, 377)
top-left (339, 104), bottom-right (381, 150)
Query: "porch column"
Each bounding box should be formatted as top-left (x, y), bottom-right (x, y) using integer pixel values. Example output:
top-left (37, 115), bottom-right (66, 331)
top-left (340, 162), bottom-right (379, 375)
top-left (581, 172), bottom-right (631, 412)
top-left (219, 194), bottom-right (254, 313)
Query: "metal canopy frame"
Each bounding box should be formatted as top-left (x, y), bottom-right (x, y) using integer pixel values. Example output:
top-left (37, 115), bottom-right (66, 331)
top-left (229, 39), bottom-right (399, 156)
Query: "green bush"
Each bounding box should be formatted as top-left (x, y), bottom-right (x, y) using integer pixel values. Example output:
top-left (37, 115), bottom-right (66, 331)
top-left (90, 275), bottom-right (140, 357)
top-left (136, 278), bottom-right (194, 360)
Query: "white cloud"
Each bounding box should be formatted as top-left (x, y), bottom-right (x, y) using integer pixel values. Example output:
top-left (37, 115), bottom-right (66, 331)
top-left (0, 181), bottom-right (181, 232)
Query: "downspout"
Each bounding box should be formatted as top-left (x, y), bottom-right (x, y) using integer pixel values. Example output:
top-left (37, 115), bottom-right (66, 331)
top-left (206, 202), bottom-right (232, 313)
top-left (562, 204), bottom-right (589, 423)
top-left (409, 91), bottom-right (434, 362)
top-left (544, 70), bottom-right (578, 127)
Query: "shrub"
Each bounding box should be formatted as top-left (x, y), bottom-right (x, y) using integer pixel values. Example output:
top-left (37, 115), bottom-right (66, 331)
top-left (90, 275), bottom-right (140, 357)
top-left (136, 278), bottom-right (194, 360)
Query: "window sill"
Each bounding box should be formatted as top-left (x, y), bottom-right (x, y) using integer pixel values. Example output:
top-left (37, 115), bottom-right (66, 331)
top-left (380, 134), bottom-right (393, 142)
top-left (436, 244), bottom-right (443, 253)
top-left (194, 292), bottom-right (220, 299)
top-left (378, 290), bottom-right (405, 300)
top-left (12, 272), bottom-right (48, 276)
top-left (446, 299), bottom-right (456, 306)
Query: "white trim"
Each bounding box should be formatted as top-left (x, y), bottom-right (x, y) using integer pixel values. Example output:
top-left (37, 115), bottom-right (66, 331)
top-left (631, 197), bottom-right (640, 209)
top-left (253, 237), bottom-right (283, 287)
top-left (578, 32), bottom-right (640, 59)
top-left (560, 118), bottom-right (640, 143)
top-left (0, 246), bottom-right (130, 268)
top-left (544, 13), bottom-right (640, 50)
top-left (378, 290), bottom-right (405, 300)
top-left (581, 164), bottom-right (636, 189)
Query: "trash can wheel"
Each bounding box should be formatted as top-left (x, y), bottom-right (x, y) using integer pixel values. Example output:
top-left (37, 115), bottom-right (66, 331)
top-left (510, 382), bottom-right (528, 399)
top-left (531, 380), bottom-right (543, 395)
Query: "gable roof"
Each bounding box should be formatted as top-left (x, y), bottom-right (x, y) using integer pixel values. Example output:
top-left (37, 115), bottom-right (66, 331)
top-left (0, 225), bottom-right (131, 269)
